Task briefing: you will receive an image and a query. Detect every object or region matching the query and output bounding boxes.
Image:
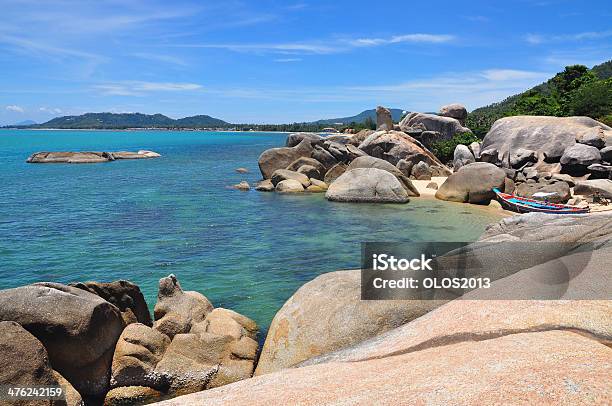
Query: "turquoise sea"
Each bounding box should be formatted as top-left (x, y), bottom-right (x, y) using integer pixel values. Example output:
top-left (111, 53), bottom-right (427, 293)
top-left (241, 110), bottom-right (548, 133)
top-left (0, 130), bottom-right (502, 336)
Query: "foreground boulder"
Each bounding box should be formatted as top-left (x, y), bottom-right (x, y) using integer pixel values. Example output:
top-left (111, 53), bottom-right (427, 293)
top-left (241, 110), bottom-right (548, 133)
top-left (325, 168), bottom-right (410, 203)
top-left (155, 308), bottom-right (259, 395)
top-left (258, 139), bottom-right (313, 179)
top-left (0, 321), bottom-right (62, 400)
top-left (70, 280), bottom-right (152, 326)
top-left (0, 283), bottom-right (125, 397)
top-left (435, 162), bottom-right (508, 204)
top-left (347, 156), bottom-right (419, 197)
top-left (105, 386), bottom-right (165, 406)
top-left (160, 330), bottom-right (611, 406)
top-left (153, 275), bottom-right (213, 340)
top-left (481, 115), bottom-right (610, 163)
top-left (111, 323), bottom-right (171, 389)
top-left (254, 270), bottom-right (443, 375)
top-left (270, 169), bottom-right (310, 188)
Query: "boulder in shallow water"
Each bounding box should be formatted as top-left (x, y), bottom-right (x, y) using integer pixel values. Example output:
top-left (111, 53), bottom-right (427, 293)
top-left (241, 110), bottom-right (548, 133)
top-left (311, 145), bottom-right (338, 171)
top-left (435, 162), bottom-right (507, 204)
top-left (270, 169), bottom-right (310, 187)
top-left (255, 179), bottom-right (274, 192)
top-left (27, 151), bottom-right (112, 163)
top-left (231, 181), bottom-right (250, 191)
top-left (325, 168), bottom-right (410, 203)
top-left (296, 165), bottom-right (322, 181)
top-left (286, 157), bottom-right (325, 176)
top-left (258, 139), bottom-right (313, 179)
top-left (0, 283), bottom-right (125, 397)
top-left (275, 179), bottom-right (305, 193)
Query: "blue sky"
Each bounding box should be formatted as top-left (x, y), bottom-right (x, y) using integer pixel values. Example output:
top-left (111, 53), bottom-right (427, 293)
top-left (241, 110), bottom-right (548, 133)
top-left (0, 0), bottom-right (611, 125)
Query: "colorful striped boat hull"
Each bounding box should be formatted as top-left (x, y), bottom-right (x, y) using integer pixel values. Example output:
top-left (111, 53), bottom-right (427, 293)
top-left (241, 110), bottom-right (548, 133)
top-left (492, 188), bottom-right (590, 214)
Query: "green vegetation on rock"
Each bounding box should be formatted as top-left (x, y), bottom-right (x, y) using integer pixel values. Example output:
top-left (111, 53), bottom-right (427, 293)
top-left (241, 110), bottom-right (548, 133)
top-left (466, 60), bottom-right (612, 137)
top-left (431, 132), bottom-right (480, 163)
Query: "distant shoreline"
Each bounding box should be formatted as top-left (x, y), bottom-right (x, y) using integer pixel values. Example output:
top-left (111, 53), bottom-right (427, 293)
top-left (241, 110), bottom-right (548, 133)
top-left (0, 128), bottom-right (297, 133)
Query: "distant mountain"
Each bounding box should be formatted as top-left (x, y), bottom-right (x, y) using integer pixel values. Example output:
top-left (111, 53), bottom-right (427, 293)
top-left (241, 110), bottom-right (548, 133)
top-left (34, 112), bottom-right (230, 129)
top-left (13, 119), bottom-right (37, 126)
top-left (312, 108), bottom-right (406, 125)
top-left (467, 60), bottom-right (612, 137)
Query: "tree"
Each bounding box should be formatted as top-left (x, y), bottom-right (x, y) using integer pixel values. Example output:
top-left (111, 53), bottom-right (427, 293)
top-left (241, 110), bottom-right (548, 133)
top-left (569, 78), bottom-right (612, 118)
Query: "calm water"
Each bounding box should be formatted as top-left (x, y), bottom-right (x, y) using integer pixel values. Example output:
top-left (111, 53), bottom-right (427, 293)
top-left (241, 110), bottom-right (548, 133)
top-left (0, 129), bottom-right (501, 335)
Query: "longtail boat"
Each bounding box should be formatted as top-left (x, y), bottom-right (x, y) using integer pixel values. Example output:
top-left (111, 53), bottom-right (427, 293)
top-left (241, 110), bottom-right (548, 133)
top-left (492, 188), bottom-right (590, 214)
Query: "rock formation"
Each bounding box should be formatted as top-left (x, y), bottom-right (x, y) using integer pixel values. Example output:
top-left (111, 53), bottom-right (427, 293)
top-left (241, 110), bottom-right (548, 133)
top-left (325, 168), bottom-right (410, 203)
top-left (375, 106), bottom-right (393, 131)
top-left (26, 150), bottom-right (161, 163)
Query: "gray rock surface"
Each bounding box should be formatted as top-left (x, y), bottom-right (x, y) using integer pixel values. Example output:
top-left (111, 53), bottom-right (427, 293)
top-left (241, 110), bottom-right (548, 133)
top-left (573, 179), bottom-right (612, 198)
top-left (435, 162), bottom-right (507, 204)
top-left (453, 144), bottom-right (475, 171)
top-left (255, 179), bottom-right (274, 192)
top-left (323, 162), bottom-right (348, 185)
top-left (376, 106), bottom-right (394, 131)
top-left (509, 148), bottom-right (537, 169)
top-left (347, 156), bottom-right (419, 197)
top-left (358, 130), bottom-right (443, 167)
top-left (399, 112), bottom-right (470, 142)
top-left (515, 179), bottom-right (571, 203)
top-left (285, 132), bottom-right (323, 147)
top-left (439, 103), bottom-right (468, 124)
top-left (258, 139), bottom-right (313, 179)
top-left (325, 168), bottom-right (410, 203)
top-left (275, 179), bottom-right (305, 193)
top-left (560, 143), bottom-right (602, 175)
top-left (411, 161), bottom-right (432, 180)
top-left (481, 115), bottom-right (610, 163)
top-left (601, 146), bottom-right (612, 163)
top-left (270, 169), bottom-right (310, 187)
top-left (587, 163), bottom-right (612, 179)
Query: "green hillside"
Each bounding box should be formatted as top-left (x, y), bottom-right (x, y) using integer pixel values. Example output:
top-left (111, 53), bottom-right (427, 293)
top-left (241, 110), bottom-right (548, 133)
top-left (466, 60), bottom-right (612, 137)
top-left (312, 108), bottom-right (405, 125)
top-left (38, 112), bottom-right (229, 129)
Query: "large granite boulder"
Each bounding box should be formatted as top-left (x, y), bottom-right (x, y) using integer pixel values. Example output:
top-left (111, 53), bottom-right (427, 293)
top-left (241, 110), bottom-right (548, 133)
top-left (435, 162), bottom-right (507, 204)
top-left (311, 145), bottom-right (338, 171)
top-left (375, 106), bottom-right (393, 131)
top-left (254, 270), bottom-right (443, 375)
top-left (153, 275), bottom-right (213, 340)
top-left (270, 169), bottom-right (310, 188)
top-left (358, 130), bottom-right (443, 167)
top-left (105, 386), bottom-right (164, 406)
top-left (347, 156), bottom-right (419, 197)
top-left (323, 141), bottom-right (349, 162)
top-left (285, 132), bottom-right (323, 147)
top-left (155, 308), bottom-right (258, 395)
top-left (0, 321), bottom-right (61, 402)
top-left (515, 179), bottom-right (571, 203)
top-left (275, 179), bottom-right (305, 193)
top-left (286, 157), bottom-right (326, 177)
top-left (325, 168), bottom-right (410, 203)
top-left (70, 280), bottom-right (152, 326)
top-left (480, 115), bottom-right (611, 163)
top-left (576, 127), bottom-right (606, 148)
top-left (399, 112), bottom-right (470, 142)
top-left (255, 179), bottom-right (274, 192)
top-left (574, 179), bottom-right (612, 199)
top-left (160, 330), bottom-right (610, 406)
top-left (348, 129), bottom-right (375, 146)
top-left (323, 162), bottom-right (348, 185)
top-left (560, 143), bottom-right (601, 175)
top-left (453, 144), bottom-right (475, 171)
top-left (0, 283), bottom-right (125, 397)
top-left (509, 148), bottom-right (537, 169)
top-left (258, 139), bottom-right (313, 179)
top-left (111, 323), bottom-right (171, 389)
top-left (439, 103), bottom-right (468, 124)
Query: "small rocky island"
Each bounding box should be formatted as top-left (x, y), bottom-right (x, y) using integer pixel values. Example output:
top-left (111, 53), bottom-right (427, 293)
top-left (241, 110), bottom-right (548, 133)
top-left (26, 150), bottom-right (161, 163)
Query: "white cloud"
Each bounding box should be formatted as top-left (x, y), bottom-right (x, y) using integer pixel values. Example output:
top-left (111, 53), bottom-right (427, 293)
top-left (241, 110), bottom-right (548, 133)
top-left (39, 106), bottom-right (62, 114)
top-left (274, 58), bottom-right (302, 62)
top-left (480, 69), bottom-right (547, 81)
top-left (94, 81), bottom-right (203, 96)
top-left (5, 105), bottom-right (25, 113)
top-left (525, 30), bottom-right (612, 44)
top-left (178, 33), bottom-right (456, 55)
